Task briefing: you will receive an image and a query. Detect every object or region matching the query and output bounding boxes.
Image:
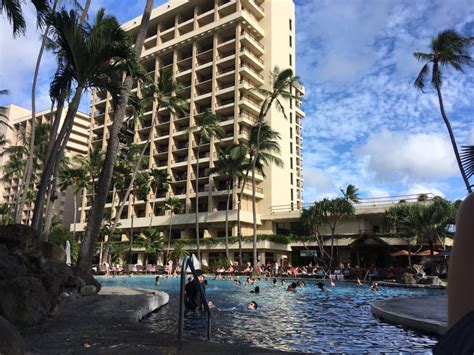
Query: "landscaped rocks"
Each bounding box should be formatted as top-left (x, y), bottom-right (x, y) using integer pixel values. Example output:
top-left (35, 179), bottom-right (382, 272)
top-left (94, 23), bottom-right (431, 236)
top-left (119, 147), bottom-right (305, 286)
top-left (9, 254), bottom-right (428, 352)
top-left (401, 272), bottom-right (417, 285)
top-left (0, 225), bottom-right (99, 329)
top-left (80, 284), bottom-right (98, 296)
top-left (0, 276), bottom-right (51, 327)
top-left (0, 316), bottom-right (25, 355)
top-left (417, 276), bottom-right (445, 286)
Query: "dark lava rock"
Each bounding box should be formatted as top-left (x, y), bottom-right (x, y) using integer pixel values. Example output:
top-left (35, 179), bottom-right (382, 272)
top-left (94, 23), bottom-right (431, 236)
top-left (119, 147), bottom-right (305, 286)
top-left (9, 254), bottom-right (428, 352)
top-left (0, 316), bottom-right (25, 355)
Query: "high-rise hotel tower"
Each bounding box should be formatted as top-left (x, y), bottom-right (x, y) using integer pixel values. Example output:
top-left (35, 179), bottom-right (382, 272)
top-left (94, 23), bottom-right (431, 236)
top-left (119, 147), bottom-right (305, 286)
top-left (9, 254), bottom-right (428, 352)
top-left (78, 0), bottom-right (304, 264)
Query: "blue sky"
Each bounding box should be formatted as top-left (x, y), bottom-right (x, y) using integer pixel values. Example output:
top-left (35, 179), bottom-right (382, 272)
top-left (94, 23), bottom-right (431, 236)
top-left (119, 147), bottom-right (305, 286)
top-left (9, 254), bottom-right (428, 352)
top-left (1, 0), bottom-right (473, 202)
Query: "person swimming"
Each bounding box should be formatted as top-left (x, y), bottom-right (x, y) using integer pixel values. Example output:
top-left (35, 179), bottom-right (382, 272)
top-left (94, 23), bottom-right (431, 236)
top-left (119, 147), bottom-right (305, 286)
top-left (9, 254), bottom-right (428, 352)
top-left (155, 275), bottom-right (160, 285)
top-left (297, 280), bottom-right (306, 287)
top-left (281, 280), bottom-right (286, 286)
top-left (370, 281), bottom-right (379, 292)
top-left (287, 282), bottom-right (297, 292)
top-left (234, 279), bottom-right (242, 285)
top-left (317, 281), bottom-right (327, 292)
top-left (272, 278), bottom-right (277, 286)
top-left (250, 286), bottom-right (260, 294)
top-left (247, 301), bottom-right (258, 310)
top-left (356, 278), bottom-right (363, 286)
top-left (329, 279), bottom-right (336, 287)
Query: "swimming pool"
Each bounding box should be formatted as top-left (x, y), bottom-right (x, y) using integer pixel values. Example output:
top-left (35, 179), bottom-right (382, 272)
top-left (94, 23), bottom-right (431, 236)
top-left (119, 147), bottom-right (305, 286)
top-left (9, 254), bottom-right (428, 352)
top-left (98, 276), bottom-right (445, 353)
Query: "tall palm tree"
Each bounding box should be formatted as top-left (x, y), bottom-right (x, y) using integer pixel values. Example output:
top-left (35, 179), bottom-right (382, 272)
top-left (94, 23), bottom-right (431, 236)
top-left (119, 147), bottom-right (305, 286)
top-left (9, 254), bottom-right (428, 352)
top-left (1, 145), bottom-right (26, 217)
top-left (414, 30), bottom-right (473, 194)
top-left (164, 196), bottom-right (183, 261)
top-left (340, 184), bottom-right (360, 202)
top-left (110, 69), bottom-right (188, 242)
top-left (149, 168), bottom-right (170, 228)
top-left (58, 164), bottom-right (87, 238)
top-left (31, 8), bottom-right (138, 233)
top-left (385, 204), bottom-right (415, 266)
top-left (237, 68), bottom-right (300, 267)
top-left (248, 123), bottom-right (283, 272)
top-left (209, 145), bottom-right (247, 262)
top-left (78, 0), bottom-right (155, 277)
top-left (74, 146), bottom-right (105, 207)
top-left (189, 110), bottom-right (225, 263)
top-left (460, 145), bottom-right (474, 190)
top-left (18, 0), bottom-right (89, 225)
top-left (1, 0), bottom-right (49, 36)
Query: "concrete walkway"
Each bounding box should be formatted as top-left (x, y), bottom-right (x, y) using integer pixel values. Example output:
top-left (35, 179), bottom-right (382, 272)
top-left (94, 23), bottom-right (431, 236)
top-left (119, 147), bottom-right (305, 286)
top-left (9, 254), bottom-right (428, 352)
top-left (371, 296), bottom-right (448, 335)
top-left (22, 287), bottom-right (284, 354)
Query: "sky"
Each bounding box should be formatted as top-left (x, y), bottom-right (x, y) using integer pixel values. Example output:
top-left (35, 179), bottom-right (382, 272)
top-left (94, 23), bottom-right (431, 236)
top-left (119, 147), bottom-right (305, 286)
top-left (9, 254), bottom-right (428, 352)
top-left (1, 0), bottom-right (473, 203)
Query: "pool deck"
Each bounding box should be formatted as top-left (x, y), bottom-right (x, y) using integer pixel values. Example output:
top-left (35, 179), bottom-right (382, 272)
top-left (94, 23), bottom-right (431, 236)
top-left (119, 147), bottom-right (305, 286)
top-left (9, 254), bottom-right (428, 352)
top-left (22, 286), bottom-right (288, 354)
top-left (371, 295), bottom-right (448, 335)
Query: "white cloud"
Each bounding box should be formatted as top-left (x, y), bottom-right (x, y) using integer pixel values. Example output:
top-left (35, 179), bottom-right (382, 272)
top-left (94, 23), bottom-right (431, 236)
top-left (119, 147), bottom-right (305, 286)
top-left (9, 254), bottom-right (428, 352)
top-left (356, 130), bottom-right (458, 182)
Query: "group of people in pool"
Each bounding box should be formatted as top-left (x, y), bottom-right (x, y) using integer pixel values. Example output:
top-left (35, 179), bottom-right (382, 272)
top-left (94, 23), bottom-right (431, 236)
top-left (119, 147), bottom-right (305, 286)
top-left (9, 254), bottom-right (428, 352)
top-left (173, 272), bottom-right (381, 314)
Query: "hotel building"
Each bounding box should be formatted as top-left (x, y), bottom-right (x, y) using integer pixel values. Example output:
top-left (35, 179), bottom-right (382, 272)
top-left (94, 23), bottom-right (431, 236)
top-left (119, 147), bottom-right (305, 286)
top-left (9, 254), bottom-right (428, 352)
top-left (78, 0), bottom-right (305, 265)
top-left (0, 104), bottom-right (90, 226)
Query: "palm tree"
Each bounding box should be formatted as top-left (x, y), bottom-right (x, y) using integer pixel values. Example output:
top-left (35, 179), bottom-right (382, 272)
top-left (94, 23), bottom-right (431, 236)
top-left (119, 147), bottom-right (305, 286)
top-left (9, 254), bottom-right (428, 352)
top-left (237, 68), bottom-right (299, 268)
top-left (209, 145), bottom-right (247, 262)
top-left (189, 110), bottom-right (225, 263)
top-left (0, 203), bottom-right (12, 225)
top-left (385, 204), bottom-right (416, 266)
top-left (78, 0), bottom-right (155, 277)
top-left (74, 146), bottom-right (105, 207)
top-left (171, 241), bottom-right (189, 266)
top-left (32, 8), bottom-right (138, 233)
top-left (414, 30), bottom-right (473, 194)
top-left (58, 164), bottom-right (87, 238)
top-left (340, 184), bottom-right (360, 202)
top-left (403, 198), bottom-right (454, 256)
top-left (148, 168), bottom-right (170, 228)
top-left (164, 196), bottom-right (183, 261)
top-left (138, 228), bottom-right (164, 268)
top-left (1, 0), bottom-right (49, 36)
top-left (110, 69), bottom-right (188, 242)
top-left (247, 123), bottom-right (283, 272)
top-left (318, 197), bottom-right (355, 268)
top-left (460, 145), bottom-right (474, 190)
top-left (18, 0), bottom-right (89, 225)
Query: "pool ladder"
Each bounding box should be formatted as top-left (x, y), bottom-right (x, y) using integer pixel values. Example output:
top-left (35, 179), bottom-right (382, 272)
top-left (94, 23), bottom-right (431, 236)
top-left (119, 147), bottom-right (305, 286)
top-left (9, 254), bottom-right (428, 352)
top-left (178, 255), bottom-right (212, 341)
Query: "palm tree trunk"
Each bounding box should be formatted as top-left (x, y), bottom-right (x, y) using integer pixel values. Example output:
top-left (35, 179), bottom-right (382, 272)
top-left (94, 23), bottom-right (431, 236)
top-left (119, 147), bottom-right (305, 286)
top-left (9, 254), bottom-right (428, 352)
top-left (17, 0), bottom-right (59, 223)
top-left (225, 178), bottom-right (231, 262)
top-left (330, 228), bottom-right (335, 269)
top-left (109, 102), bottom-right (161, 242)
top-left (149, 186), bottom-right (158, 228)
top-left (407, 241), bottom-right (412, 267)
top-left (195, 140), bottom-right (201, 262)
top-left (31, 86), bottom-right (84, 231)
top-left (80, 0), bottom-right (91, 24)
top-left (435, 85), bottom-right (472, 194)
top-left (101, 189), bottom-right (116, 267)
top-left (73, 190), bottom-right (78, 239)
top-left (77, 0), bottom-right (154, 276)
top-left (251, 167), bottom-right (257, 273)
top-left (167, 213), bottom-right (173, 261)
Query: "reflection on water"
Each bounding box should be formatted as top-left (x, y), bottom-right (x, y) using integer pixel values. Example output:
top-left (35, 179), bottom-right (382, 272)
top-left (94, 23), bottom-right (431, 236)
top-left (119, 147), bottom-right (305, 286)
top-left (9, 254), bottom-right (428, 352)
top-left (99, 276), bottom-right (444, 353)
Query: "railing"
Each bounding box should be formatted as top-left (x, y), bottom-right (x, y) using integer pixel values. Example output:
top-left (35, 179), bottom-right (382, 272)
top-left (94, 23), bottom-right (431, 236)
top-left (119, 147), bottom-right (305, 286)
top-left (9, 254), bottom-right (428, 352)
top-left (178, 255), bottom-right (211, 341)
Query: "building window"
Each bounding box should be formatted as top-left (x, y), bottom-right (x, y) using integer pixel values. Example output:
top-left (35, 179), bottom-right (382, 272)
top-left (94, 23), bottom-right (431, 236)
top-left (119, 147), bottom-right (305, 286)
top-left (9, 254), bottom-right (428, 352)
top-left (290, 142), bottom-right (293, 154)
top-left (289, 18), bottom-right (292, 31)
top-left (291, 173), bottom-right (293, 185)
top-left (291, 189), bottom-right (294, 201)
top-left (290, 112), bottom-right (293, 123)
top-left (289, 54), bottom-right (293, 66)
top-left (290, 127), bottom-right (293, 138)
top-left (290, 158), bottom-right (293, 169)
top-left (290, 99), bottom-right (293, 109)
top-left (289, 35), bottom-right (292, 47)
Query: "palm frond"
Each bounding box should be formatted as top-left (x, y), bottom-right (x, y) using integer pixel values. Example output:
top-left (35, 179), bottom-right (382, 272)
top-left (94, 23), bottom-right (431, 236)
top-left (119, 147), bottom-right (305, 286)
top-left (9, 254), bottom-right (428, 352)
top-left (414, 63), bottom-right (430, 91)
top-left (460, 145), bottom-right (474, 180)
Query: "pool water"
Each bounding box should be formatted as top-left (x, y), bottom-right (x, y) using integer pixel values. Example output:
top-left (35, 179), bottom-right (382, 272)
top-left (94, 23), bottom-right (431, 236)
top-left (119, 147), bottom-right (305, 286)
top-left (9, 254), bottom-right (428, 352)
top-left (98, 276), bottom-right (445, 353)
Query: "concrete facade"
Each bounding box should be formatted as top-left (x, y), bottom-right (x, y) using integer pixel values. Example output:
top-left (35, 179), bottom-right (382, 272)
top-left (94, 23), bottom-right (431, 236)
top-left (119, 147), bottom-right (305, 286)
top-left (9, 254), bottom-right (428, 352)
top-left (0, 104), bottom-right (90, 226)
top-left (78, 0), bottom-right (304, 249)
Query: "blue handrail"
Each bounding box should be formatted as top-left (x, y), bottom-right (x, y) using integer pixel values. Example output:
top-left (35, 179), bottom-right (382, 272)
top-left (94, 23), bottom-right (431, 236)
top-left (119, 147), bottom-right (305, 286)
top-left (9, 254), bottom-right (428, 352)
top-left (178, 255), bottom-right (211, 341)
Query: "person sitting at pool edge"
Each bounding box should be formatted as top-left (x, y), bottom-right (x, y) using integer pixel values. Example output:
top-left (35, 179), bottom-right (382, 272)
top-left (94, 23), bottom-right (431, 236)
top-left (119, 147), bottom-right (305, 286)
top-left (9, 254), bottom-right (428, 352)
top-left (251, 286), bottom-right (260, 294)
top-left (247, 301), bottom-right (258, 310)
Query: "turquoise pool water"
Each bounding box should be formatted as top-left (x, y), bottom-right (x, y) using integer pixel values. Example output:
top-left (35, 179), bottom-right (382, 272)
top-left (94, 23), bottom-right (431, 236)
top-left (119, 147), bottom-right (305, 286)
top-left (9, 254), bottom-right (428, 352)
top-left (98, 276), bottom-right (445, 353)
